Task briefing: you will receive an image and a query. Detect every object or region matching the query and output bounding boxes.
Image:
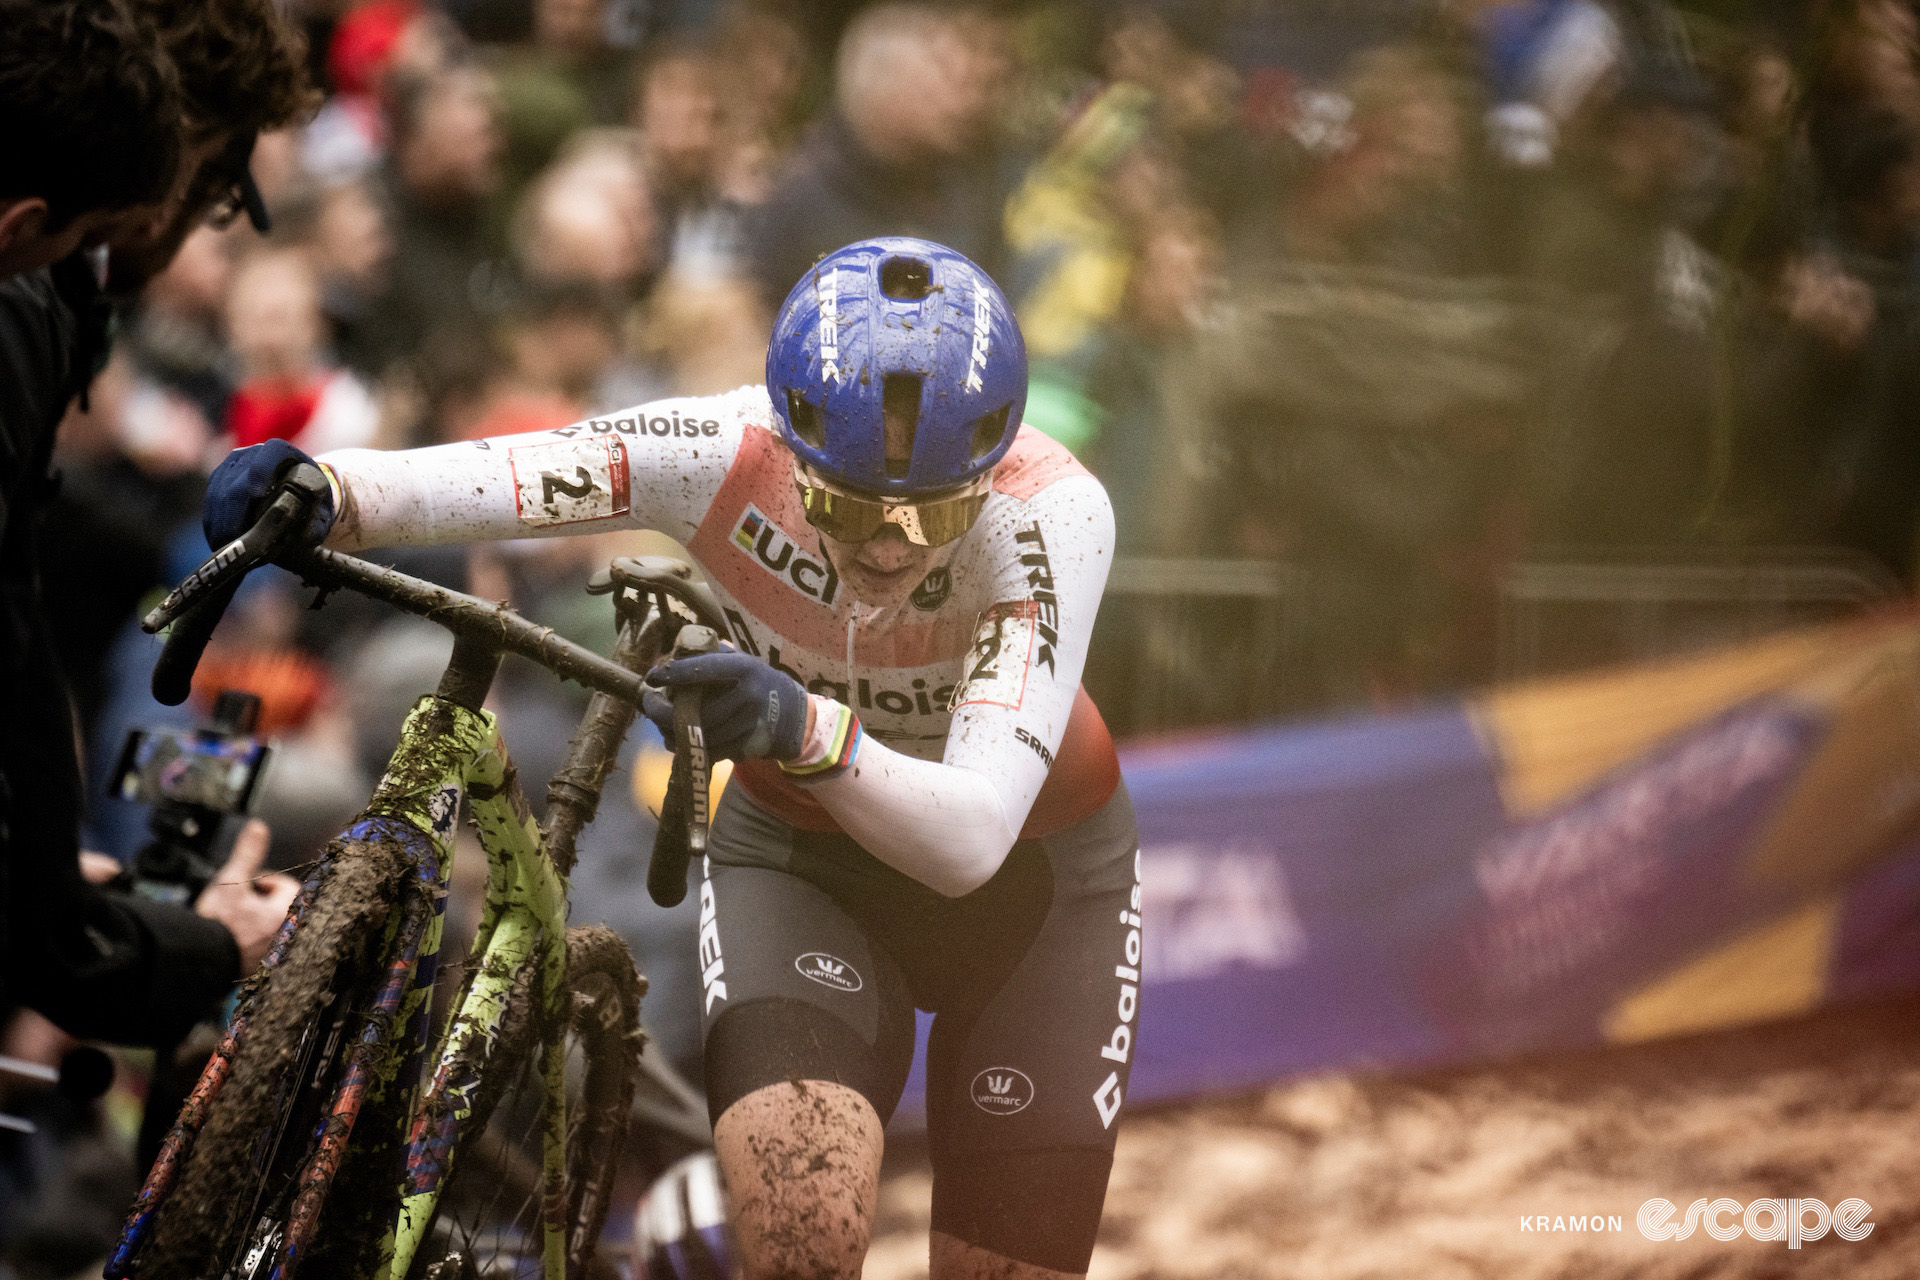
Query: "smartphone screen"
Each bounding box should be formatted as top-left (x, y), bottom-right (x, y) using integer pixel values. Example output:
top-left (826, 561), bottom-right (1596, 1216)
top-left (114, 729), bottom-right (270, 813)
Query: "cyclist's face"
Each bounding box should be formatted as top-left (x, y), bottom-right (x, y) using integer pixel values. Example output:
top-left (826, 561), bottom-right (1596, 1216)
top-left (820, 524), bottom-right (948, 609)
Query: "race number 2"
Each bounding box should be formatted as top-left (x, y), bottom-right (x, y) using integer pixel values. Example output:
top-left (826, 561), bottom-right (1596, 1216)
top-left (509, 437), bottom-right (631, 527)
top-left (954, 601), bottom-right (1039, 711)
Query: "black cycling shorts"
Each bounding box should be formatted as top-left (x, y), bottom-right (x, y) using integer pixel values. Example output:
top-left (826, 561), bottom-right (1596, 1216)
top-left (695, 781), bottom-right (1143, 1274)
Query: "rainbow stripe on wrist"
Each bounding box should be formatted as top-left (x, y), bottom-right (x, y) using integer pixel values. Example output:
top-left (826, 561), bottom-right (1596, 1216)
top-left (779, 702), bottom-right (862, 781)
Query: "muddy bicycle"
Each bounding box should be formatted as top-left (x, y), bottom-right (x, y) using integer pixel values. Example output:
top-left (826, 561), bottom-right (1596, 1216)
top-left (105, 463), bottom-right (725, 1280)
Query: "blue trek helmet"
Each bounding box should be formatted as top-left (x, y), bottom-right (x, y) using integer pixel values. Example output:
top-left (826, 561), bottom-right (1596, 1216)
top-left (767, 237), bottom-right (1028, 497)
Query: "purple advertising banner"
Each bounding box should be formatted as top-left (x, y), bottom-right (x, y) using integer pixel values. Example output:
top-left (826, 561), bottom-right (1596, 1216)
top-left (893, 616), bottom-right (1920, 1127)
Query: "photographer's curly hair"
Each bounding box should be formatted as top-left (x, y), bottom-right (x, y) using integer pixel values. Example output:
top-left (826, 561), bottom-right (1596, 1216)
top-left (128, 0), bottom-right (321, 142)
top-left (0, 0), bottom-right (184, 225)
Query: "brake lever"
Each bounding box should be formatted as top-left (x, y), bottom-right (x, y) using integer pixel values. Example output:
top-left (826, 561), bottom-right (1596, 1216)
top-left (144, 463), bottom-right (330, 707)
top-left (673, 625), bottom-right (724, 851)
top-left (646, 623), bottom-right (723, 907)
top-left (143, 463), bottom-right (331, 633)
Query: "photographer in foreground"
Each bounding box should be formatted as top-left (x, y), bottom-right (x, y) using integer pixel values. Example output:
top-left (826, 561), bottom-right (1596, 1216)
top-left (0, 0), bottom-right (310, 1046)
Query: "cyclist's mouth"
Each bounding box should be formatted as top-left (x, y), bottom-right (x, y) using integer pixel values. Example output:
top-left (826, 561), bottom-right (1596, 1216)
top-left (854, 560), bottom-right (915, 585)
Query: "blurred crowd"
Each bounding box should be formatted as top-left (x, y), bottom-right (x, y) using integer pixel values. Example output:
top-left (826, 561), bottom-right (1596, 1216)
top-left (49, 0), bottom-right (1920, 746)
top-left (13, 0), bottom-right (1920, 1265)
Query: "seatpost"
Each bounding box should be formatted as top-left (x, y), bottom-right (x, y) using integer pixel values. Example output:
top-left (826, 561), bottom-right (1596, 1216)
top-left (435, 630), bottom-right (503, 711)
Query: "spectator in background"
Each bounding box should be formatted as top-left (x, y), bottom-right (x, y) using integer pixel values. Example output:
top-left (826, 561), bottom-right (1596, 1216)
top-left (363, 61), bottom-right (505, 376)
top-left (1803, 110), bottom-right (1920, 577)
top-left (530, 0), bottom-right (631, 124)
top-left (120, 226), bottom-right (238, 431)
top-left (1002, 80), bottom-right (1217, 459)
top-left (1458, 0), bottom-right (1626, 169)
top-left (634, 39), bottom-right (750, 279)
top-left (1810, 0), bottom-right (1920, 135)
top-left (492, 0), bottom-right (633, 203)
top-left (1097, 7), bottom-right (1251, 234)
top-left (512, 135), bottom-right (669, 411)
top-left (747, 2), bottom-right (1015, 301)
top-left (223, 247), bottom-right (380, 454)
top-left (710, 2), bottom-right (811, 198)
top-left (515, 133), bottom-right (660, 294)
top-left (302, 1), bottom-right (464, 184)
top-left (308, 176), bottom-right (397, 376)
top-left (1534, 66), bottom-right (1733, 547)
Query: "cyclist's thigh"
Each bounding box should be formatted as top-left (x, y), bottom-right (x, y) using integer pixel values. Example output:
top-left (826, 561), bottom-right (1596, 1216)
top-left (698, 789), bottom-right (919, 1127)
top-left (925, 783), bottom-right (1143, 1276)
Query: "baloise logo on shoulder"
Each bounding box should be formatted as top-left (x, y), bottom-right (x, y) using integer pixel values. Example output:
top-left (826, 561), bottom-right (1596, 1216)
top-left (732, 504), bottom-right (839, 605)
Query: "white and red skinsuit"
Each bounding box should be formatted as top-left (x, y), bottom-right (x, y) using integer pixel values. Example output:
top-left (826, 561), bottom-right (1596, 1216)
top-left (318, 386), bottom-right (1121, 896)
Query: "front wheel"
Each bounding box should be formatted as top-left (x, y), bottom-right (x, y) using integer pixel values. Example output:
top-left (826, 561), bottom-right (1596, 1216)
top-left (415, 925), bottom-right (647, 1279)
top-left (131, 826), bottom-right (426, 1280)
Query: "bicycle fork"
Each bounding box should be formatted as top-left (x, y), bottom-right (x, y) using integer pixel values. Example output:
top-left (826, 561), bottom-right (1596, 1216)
top-left (374, 644), bottom-right (572, 1280)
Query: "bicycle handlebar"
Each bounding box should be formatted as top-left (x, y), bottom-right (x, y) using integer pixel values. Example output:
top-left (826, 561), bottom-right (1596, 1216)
top-left (145, 469), bottom-right (726, 711)
top-left (287, 547), bottom-right (655, 705)
top-left (153, 470), bottom-right (735, 899)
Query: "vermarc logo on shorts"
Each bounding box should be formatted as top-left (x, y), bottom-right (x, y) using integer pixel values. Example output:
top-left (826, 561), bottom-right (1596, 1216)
top-left (794, 952), bottom-right (863, 992)
top-left (971, 1067), bottom-right (1034, 1115)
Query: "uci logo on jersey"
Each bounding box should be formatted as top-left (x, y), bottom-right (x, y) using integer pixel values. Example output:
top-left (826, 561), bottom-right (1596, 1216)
top-left (794, 952), bottom-right (862, 992)
top-left (969, 1066), bottom-right (1034, 1115)
top-left (731, 504), bottom-right (839, 605)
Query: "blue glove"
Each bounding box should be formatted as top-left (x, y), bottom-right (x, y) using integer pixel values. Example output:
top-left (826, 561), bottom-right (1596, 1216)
top-left (204, 439), bottom-right (337, 550)
top-left (643, 651), bottom-right (810, 763)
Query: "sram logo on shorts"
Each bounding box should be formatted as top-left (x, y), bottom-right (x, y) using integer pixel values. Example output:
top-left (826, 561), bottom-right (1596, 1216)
top-left (794, 952), bottom-right (862, 992)
top-left (509, 437), bottom-right (630, 526)
top-left (970, 1067), bottom-right (1034, 1116)
top-left (731, 504), bottom-right (839, 606)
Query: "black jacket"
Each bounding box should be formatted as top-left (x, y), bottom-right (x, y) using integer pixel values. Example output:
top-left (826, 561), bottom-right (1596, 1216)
top-left (0, 258), bottom-right (238, 1046)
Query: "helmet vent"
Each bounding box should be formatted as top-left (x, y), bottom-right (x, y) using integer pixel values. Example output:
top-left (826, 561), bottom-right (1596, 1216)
top-left (786, 390), bottom-right (826, 449)
top-left (882, 374), bottom-right (922, 479)
top-left (969, 405), bottom-right (1011, 461)
top-left (879, 256), bottom-right (934, 301)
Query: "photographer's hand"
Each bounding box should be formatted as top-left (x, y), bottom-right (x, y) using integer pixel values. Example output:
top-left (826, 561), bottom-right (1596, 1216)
top-left (193, 820), bottom-right (299, 975)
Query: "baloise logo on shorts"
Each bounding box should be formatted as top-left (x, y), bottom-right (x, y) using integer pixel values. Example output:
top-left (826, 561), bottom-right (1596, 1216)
top-left (794, 952), bottom-right (863, 992)
top-left (970, 1067), bottom-right (1034, 1116)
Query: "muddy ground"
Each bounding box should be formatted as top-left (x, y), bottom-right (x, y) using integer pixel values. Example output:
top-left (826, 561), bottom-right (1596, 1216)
top-left (863, 993), bottom-right (1920, 1279)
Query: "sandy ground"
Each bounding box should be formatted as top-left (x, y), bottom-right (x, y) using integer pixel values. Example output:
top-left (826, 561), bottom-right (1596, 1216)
top-left (864, 993), bottom-right (1920, 1280)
